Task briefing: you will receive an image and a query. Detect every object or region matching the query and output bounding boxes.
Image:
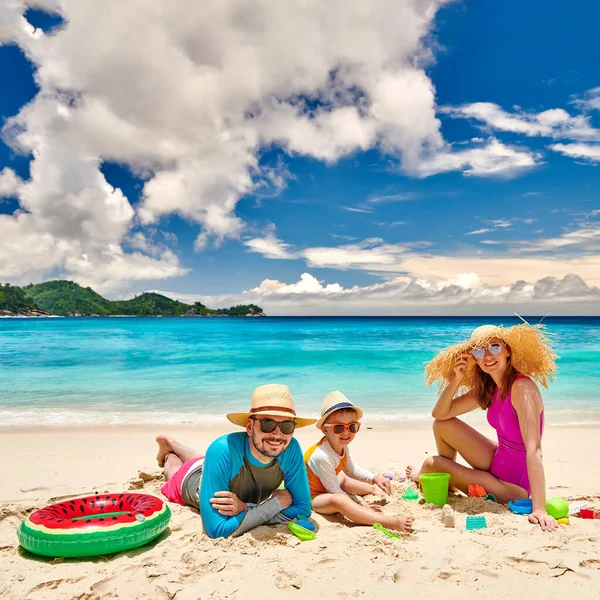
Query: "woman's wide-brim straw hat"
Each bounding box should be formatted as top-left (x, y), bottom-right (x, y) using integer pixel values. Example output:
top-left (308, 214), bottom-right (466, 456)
top-left (226, 384), bottom-right (316, 428)
top-left (425, 322), bottom-right (557, 391)
top-left (316, 391), bottom-right (364, 429)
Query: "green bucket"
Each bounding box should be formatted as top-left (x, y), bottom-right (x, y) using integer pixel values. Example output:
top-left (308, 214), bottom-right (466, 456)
top-left (419, 473), bottom-right (451, 506)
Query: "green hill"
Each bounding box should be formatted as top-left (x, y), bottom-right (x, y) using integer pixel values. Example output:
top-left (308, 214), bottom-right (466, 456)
top-left (0, 283), bottom-right (37, 314)
top-left (25, 281), bottom-right (113, 316)
top-left (18, 280), bottom-right (264, 317)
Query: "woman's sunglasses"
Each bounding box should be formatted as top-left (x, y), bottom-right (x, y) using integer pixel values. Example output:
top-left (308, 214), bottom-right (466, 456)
top-left (471, 343), bottom-right (503, 361)
top-left (324, 422), bottom-right (361, 435)
top-left (251, 417), bottom-right (296, 434)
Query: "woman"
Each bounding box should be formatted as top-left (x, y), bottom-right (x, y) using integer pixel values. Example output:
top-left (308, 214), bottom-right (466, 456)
top-left (406, 323), bottom-right (558, 531)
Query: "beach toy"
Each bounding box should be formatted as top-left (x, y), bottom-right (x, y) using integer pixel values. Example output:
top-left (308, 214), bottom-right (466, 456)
top-left (484, 494), bottom-right (497, 503)
top-left (295, 519), bottom-right (316, 532)
top-left (466, 515), bottom-right (487, 530)
top-left (373, 522), bottom-right (401, 539)
top-left (545, 497), bottom-right (569, 520)
top-left (467, 484), bottom-right (487, 498)
top-left (508, 499), bottom-right (532, 515)
top-left (568, 501), bottom-right (590, 516)
top-left (288, 522), bottom-right (316, 541)
top-left (556, 518), bottom-right (570, 525)
top-left (579, 509), bottom-right (598, 519)
top-left (441, 504), bottom-right (455, 528)
top-left (401, 486), bottom-right (419, 501)
top-left (419, 473), bottom-right (451, 506)
top-left (17, 493), bottom-right (171, 558)
top-left (383, 472), bottom-right (394, 480)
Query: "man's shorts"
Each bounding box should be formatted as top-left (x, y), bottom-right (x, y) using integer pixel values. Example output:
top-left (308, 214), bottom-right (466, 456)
top-left (160, 457), bottom-right (204, 510)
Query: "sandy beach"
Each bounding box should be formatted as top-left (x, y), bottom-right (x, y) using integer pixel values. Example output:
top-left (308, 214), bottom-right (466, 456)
top-left (1, 423), bottom-right (599, 600)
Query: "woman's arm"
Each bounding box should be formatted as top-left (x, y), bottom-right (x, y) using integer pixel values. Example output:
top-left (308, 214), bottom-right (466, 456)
top-left (512, 378), bottom-right (558, 532)
top-left (431, 353), bottom-right (479, 420)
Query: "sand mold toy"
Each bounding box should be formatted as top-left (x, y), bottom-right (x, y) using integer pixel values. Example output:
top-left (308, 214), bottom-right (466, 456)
top-left (401, 487), bottom-right (419, 501)
top-left (508, 499), bottom-right (532, 515)
top-left (18, 493), bottom-right (171, 558)
top-left (466, 515), bottom-right (487, 530)
top-left (568, 501), bottom-right (590, 516)
top-left (545, 497), bottom-right (569, 520)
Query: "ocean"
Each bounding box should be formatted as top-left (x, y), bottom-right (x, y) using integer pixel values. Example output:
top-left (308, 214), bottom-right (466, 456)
top-left (1, 316), bottom-right (599, 428)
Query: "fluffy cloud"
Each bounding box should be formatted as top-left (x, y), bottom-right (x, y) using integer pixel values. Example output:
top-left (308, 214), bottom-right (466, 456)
top-left (0, 168), bottom-right (22, 197)
top-left (243, 223), bottom-right (600, 287)
top-left (4, 0), bottom-right (555, 291)
top-left (550, 143), bottom-right (600, 163)
top-left (444, 101), bottom-right (600, 142)
top-left (160, 271), bottom-right (600, 316)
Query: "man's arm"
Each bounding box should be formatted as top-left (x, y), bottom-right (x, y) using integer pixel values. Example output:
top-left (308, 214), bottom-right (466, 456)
top-left (280, 438), bottom-right (313, 519)
top-left (199, 436), bottom-right (249, 539)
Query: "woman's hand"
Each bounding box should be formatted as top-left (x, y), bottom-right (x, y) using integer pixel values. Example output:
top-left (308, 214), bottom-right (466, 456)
top-left (528, 508), bottom-right (558, 532)
top-left (452, 352), bottom-right (471, 381)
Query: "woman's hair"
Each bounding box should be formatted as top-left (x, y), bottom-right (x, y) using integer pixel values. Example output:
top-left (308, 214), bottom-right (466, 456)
top-left (472, 344), bottom-right (519, 409)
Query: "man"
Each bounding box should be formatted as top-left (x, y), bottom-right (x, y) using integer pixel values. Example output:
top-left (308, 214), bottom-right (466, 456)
top-left (156, 384), bottom-right (315, 538)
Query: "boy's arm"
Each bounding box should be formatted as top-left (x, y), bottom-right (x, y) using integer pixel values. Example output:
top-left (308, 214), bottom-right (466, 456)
top-left (343, 448), bottom-right (375, 483)
top-left (280, 439), bottom-right (313, 518)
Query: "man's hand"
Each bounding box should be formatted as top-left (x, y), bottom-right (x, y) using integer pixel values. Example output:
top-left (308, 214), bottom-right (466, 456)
top-left (373, 475), bottom-right (391, 495)
top-left (529, 508), bottom-right (558, 532)
top-left (209, 491), bottom-right (248, 516)
top-left (271, 488), bottom-right (292, 510)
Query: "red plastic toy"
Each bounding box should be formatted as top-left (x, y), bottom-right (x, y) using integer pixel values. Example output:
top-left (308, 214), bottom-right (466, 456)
top-left (579, 509), bottom-right (599, 519)
top-left (468, 484), bottom-right (487, 498)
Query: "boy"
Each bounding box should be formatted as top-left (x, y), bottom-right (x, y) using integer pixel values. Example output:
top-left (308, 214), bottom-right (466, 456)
top-left (304, 391), bottom-right (414, 532)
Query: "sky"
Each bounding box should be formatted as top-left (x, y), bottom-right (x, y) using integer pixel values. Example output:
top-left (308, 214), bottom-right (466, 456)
top-left (0, 0), bottom-right (599, 315)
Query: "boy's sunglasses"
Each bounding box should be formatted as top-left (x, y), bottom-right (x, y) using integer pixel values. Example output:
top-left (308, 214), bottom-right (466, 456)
top-left (251, 417), bottom-right (296, 434)
top-left (471, 343), bottom-right (503, 361)
top-left (324, 422), bottom-right (361, 435)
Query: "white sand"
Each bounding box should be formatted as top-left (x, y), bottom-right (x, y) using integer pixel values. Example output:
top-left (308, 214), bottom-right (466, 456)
top-left (1, 424), bottom-right (599, 599)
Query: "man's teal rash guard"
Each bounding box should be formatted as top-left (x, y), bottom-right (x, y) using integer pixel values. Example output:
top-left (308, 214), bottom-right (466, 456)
top-left (199, 432), bottom-right (312, 538)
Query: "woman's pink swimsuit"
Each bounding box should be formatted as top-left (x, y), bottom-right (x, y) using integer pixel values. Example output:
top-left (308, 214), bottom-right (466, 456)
top-left (487, 375), bottom-right (543, 495)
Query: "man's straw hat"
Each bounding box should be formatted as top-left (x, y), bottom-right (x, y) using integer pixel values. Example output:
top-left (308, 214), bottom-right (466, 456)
top-left (226, 384), bottom-right (316, 428)
top-left (316, 391), bottom-right (363, 429)
top-left (425, 322), bottom-right (557, 391)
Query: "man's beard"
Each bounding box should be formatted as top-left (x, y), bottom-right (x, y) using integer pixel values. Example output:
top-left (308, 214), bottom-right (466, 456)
top-left (251, 430), bottom-right (290, 458)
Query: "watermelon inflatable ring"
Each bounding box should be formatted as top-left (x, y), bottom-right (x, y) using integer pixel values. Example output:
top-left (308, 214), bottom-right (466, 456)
top-left (17, 492), bottom-right (171, 558)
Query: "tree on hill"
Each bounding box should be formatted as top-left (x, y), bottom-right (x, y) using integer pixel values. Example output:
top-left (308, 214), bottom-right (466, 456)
top-left (0, 283), bottom-right (36, 313)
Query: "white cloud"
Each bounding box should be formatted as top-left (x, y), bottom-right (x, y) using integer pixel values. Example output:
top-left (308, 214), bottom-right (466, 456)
top-left (159, 271), bottom-right (600, 316)
top-left (444, 101), bottom-right (600, 142)
top-left (571, 87), bottom-right (600, 112)
top-left (465, 228), bottom-right (491, 235)
top-left (341, 206), bottom-right (372, 213)
top-left (244, 225), bottom-right (296, 260)
top-left (412, 138), bottom-right (541, 177)
top-left (550, 143), bottom-right (600, 163)
top-left (0, 168), bottom-right (23, 197)
top-left (368, 192), bottom-right (418, 203)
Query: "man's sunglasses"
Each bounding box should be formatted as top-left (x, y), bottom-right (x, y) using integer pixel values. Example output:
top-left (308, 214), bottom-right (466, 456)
top-left (324, 422), bottom-right (361, 435)
top-left (251, 417), bottom-right (296, 434)
top-left (471, 343), bottom-right (503, 361)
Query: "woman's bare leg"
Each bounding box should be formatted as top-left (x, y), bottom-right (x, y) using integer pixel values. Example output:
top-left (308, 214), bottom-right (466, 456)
top-left (406, 418), bottom-right (497, 482)
top-left (312, 493), bottom-right (414, 532)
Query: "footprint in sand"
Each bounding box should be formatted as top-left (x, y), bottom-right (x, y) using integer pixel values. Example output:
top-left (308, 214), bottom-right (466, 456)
top-left (274, 570), bottom-right (302, 590)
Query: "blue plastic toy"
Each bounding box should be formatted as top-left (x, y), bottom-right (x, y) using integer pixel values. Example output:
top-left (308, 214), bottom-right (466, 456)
top-left (466, 515), bottom-right (487, 530)
top-left (508, 499), bottom-right (532, 515)
top-left (295, 519), bottom-right (316, 532)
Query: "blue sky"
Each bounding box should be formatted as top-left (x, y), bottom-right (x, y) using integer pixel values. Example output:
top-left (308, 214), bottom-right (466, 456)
top-left (1, 1), bottom-right (599, 314)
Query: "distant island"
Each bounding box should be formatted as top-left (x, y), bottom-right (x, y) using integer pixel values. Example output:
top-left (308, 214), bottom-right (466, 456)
top-left (0, 281), bottom-right (265, 318)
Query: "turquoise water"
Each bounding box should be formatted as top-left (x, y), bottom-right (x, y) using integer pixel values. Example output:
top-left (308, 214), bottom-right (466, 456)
top-left (1, 316), bottom-right (599, 427)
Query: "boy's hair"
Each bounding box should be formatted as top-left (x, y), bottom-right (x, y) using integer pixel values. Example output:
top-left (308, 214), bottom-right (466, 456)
top-left (324, 407), bottom-right (359, 424)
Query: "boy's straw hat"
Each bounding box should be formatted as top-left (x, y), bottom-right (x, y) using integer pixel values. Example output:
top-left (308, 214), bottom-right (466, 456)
top-left (425, 322), bottom-right (557, 391)
top-left (226, 384), bottom-right (316, 428)
top-left (316, 391), bottom-right (363, 429)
